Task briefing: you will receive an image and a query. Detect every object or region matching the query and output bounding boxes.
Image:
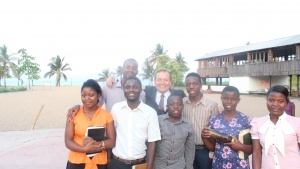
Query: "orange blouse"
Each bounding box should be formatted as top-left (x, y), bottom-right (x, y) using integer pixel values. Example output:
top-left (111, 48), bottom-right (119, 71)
top-left (68, 105), bottom-right (113, 169)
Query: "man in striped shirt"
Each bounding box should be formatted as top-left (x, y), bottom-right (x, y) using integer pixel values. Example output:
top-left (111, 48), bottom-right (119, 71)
top-left (182, 72), bottom-right (219, 169)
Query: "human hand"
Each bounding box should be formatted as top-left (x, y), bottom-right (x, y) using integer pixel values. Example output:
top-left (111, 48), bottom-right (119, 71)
top-left (67, 105), bottom-right (80, 121)
top-left (201, 126), bottom-right (211, 138)
top-left (83, 140), bottom-right (104, 153)
top-left (83, 137), bottom-right (94, 146)
top-left (106, 76), bottom-right (115, 88)
top-left (224, 136), bottom-right (243, 151)
top-left (218, 105), bottom-right (224, 113)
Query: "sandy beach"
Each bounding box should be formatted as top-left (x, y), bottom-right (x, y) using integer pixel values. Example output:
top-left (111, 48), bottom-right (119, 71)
top-left (0, 86), bottom-right (299, 132)
top-left (0, 86), bottom-right (299, 168)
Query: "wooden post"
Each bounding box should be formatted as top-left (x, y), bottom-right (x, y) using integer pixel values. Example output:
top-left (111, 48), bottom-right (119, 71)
top-left (296, 45), bottom-right (300, 60)
top-left (297, 75), bottom-right (299, 97)
top-left (268, 49), bottom-right (274, 62)
top-left (289, 75), bottom-right (292, 96)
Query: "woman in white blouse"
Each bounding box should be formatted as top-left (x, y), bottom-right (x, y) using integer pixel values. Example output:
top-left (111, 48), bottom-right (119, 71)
top-left (251, 85), bottom-right (300, 169)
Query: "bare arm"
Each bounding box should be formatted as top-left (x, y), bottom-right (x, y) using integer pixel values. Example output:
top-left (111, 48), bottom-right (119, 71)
top-left (252, 139), bottom-right (262, 169)
top-left (64, 118), bottom-right (101, 153)
top-left (106, 76), bottom-right (115, 88)
top-left (66, 105), bottom-right (80, 121)
top-left (201, 127), bottom-right (215, 151)
top-left (147, 141), bottom-right (156, 169)
top-left (102, 120), bottom-right (116, 149)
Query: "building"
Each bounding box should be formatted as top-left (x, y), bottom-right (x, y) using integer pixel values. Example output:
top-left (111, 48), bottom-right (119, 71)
top-left (196, 34), bottom-right (300, 96)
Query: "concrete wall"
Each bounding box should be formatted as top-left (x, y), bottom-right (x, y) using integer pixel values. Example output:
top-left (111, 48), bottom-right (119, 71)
top-left (203, 76), bottom-right (289, 94)
top-left (229, 77), bottom-right (250, 93)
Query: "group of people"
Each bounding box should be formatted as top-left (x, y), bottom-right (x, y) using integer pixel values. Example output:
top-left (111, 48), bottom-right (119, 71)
top-left (64, 58), bottom-right (300, 169)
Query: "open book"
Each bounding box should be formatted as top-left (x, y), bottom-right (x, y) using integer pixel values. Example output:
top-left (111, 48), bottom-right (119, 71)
top-left (132, 163), bottom-right (147, 169)
top-left (238, 128), bottom-right (251, 159)
top-left (85, 126), bottom-right (105, 157)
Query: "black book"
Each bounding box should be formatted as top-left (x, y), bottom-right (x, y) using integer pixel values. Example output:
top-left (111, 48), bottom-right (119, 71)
top-left (238, 128), bottom-right (252, 159)
top-left (85, 126), bottom-right (105, 157)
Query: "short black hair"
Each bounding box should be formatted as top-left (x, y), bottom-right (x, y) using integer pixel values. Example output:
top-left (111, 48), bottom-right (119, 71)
top-left (81, 79), bottom-right (102, 96)
top-left (185, 72), bottom-right (201, 83)
top-left (124, 76), bottom-right (142, 87)
top-left (123, 58), bottom-right (138, 67)
top-left (221, 86), bottom-right (240, 98)
top-left (167, 94), bottom-right (183, 104)
top-left (267, 85), bottom-right (289, 101)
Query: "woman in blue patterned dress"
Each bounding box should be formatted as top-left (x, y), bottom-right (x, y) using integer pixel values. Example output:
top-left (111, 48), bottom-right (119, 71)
top-left (202, 86), bottom-right (252, 169)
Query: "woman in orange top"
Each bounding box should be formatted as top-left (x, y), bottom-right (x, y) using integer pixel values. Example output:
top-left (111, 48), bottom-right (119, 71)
top-left (65, 79), bottom-right (116, 169)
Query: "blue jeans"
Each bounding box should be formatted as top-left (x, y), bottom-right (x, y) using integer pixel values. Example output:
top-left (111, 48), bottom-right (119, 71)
top-left (193, 147), bottom-right (212, 169)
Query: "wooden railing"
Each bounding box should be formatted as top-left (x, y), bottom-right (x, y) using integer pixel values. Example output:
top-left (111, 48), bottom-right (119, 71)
top-left (197, 60), bottom-right (300, 77)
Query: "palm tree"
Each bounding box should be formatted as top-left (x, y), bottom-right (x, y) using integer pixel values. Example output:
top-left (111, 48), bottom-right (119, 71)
top-left (44, 55), bottom-right (71, 86)
top-left (175, 52), bottom-right (189, 72)
top-left (97, 68), bottom-right (112, 82)
top-left (0, 45), bottom-right (18, 87)
top-left (141, 59), bottom-right (155, 85)
top-left (114, 66), bottom-right (123, 78)
top-left (148, 43), bottom-right (168, 66)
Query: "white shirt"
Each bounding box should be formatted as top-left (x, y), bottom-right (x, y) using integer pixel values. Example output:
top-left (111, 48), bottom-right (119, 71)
top-left (111, 101), bottom-right (161, 160)
top-left (155, 91), bottom-right (171, 112)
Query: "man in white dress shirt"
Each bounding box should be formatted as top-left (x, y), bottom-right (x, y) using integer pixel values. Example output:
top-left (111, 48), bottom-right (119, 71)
top-left (108, 76), bottom-right (161, 169)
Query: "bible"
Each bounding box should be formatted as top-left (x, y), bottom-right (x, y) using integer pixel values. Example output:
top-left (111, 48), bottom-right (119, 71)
top-left (209, 129), bottom-right (233, 143)
top-left (132, 163), bottom-right (147, 169)
top-left (238, 128), bottom-right (251, 159)
top-left (85, 126), bottom-right (106, 157)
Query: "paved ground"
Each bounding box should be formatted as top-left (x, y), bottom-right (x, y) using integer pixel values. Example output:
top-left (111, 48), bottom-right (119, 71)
top-left (0, 128), bottom-right (68, 169)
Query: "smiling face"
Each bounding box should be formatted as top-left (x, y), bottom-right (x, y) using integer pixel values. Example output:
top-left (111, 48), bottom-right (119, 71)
top-left (267, 92), bottom-right (287, 117)
top-left (185, 76), bottom-right (201, 97)
top-left (155, 70), bottom-right (172, 94)
top-left (81, 87), bottom-right (100, 109)
top-left (167, 95), bottom-right (183, 120)
top-left (123, 78), bottom-right (142, 102)
top-left (221, 91), bottom-right (240, 112)
top-left (122, 60), bottom-right (138, 80)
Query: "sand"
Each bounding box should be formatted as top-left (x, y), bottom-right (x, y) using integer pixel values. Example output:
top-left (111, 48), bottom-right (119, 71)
top-left (0, 86), bottom-right (299, 131)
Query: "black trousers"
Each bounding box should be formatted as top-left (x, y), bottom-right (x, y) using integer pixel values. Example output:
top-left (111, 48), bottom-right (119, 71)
top-left (107, 158), bottom-right (146, 169)
top-left (66, 161), bottom-right (107, 169)
top-left (193, 147), bottom-right (212, 169)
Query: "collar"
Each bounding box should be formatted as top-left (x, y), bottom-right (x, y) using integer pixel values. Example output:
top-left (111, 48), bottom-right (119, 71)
top-left (156, 90), bottom-right (171, 97)
top-left (114, 78), bottom-right (122, 88)
top-left (260, 113), bottom-right (295, 158)
top-left (119, 101), bottom-right (145, 111)
top-left (184, 93), bottom-right (205, 106)
top-left (162, 112), bottom-right (187, 124)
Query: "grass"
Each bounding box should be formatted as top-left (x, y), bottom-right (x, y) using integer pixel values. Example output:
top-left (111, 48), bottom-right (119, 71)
top-left (0, 86), bottom-right (27, 93)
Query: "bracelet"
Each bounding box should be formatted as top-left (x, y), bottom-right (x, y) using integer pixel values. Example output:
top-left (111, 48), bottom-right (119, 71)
top-left (101, 141), bottom-right (105, 147)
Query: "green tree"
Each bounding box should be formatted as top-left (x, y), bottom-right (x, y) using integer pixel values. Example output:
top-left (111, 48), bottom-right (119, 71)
top-left (175, 52), bottom-right (189, 73)
top-left (98, 68), bottom-right (112, 82)
top-left (0, 65), bottom-right (4, 86)
top-left (148, 43), bottom-right (168, 66)
top-left (156, 55), bottom-right (186, 87)
top-left (18, 49), bottom-right (40, 89)
top-left (44, 55), bottom-right (71, 86)
top-left (0, 45), bottom-right (18, 87)
top-left (15, 68), bottom-right (23, 86)
top-left (141, 58), bottom-right (155, 85)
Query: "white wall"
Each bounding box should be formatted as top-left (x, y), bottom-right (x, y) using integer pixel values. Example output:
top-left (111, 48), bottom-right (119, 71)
top-left (229, 77), bottom-right (250, 94)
